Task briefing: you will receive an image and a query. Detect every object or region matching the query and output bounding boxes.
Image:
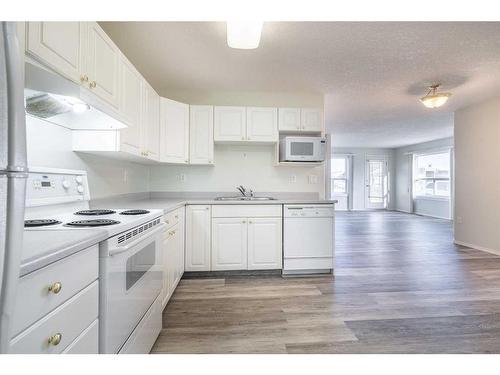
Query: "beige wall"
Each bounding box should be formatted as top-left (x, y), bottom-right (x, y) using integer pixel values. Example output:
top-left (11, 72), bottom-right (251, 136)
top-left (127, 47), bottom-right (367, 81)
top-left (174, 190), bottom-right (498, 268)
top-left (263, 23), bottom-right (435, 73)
top-left (454, 97), bottom-right (500, 252)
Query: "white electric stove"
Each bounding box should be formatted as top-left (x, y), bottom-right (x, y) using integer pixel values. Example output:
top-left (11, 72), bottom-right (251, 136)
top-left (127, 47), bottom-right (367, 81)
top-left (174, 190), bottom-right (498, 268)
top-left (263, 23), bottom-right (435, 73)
top-left (24, 167), bottom-right (165, 354)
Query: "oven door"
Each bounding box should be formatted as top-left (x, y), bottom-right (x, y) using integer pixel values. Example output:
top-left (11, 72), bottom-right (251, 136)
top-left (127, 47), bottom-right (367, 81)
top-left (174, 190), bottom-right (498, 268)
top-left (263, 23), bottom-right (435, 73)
top-left (99, 224), bottom-right (164, 354)
top-left (286, 138), bottom-right (318, 161)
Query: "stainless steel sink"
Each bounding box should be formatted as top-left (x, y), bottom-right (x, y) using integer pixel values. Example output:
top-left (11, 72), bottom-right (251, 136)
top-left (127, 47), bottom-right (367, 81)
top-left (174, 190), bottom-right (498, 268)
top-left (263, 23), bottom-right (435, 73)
top-left (214, 196), bottom-right (276, 201)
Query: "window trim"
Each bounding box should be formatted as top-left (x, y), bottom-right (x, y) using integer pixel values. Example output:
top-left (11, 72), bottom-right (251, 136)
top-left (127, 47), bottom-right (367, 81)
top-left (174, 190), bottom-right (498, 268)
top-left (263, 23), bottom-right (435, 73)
top-left (331, 155), bottom-right (349, 196)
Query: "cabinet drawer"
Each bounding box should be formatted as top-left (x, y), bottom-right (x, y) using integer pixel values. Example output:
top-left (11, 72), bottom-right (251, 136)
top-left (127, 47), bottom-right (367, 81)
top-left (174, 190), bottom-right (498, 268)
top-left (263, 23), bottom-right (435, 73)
top-left (12, 245), bottom-right (98, 337)
top-left (10, 281), bottom-right (98, 354)
top-left (163, 207), bottom-right (184, 230)
top-left (211, 204), bottom-right (282, 218)
top-left (62, 319), bottom-right (98, 354)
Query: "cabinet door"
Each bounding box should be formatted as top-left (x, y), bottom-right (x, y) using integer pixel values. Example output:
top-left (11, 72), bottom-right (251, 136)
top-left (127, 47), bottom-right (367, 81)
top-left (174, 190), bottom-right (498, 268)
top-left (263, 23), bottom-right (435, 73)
top-left (211, 218), bottom-right (247, 271)
top-left (214, 106), bottom-right (246, 142)
top-left (119, 55), bottom-right (142, 156)
top-left (143, 82), bottom-right (160, 161)
top-left (160, 98), bottom-right (189, 164)
top-left (26, 22), bottom-right (84, 84)
top-left (86, 22), bottom-right (120, 108)
top-left (175, 208), bottom-right (185, 283)
top-left (189, 105), bottom-right (214, 164)
top-left (185, 206), bottom-right (211, 271)
top-left (246, 107), bottom-right (278, 142)
top-left (278, 108), bottom-right (301, 131)
top-left (247, 217), bottom-right (282, 270)
top-left (161, 228), bottom-right (173, 307)
top-left (300, 108), bottom-right (322, 132)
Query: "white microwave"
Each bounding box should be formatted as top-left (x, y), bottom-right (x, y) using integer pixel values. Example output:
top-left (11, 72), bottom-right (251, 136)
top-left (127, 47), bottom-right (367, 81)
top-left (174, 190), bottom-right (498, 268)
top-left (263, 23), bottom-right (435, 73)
top-left (279, 136), bottom-right (327, 162)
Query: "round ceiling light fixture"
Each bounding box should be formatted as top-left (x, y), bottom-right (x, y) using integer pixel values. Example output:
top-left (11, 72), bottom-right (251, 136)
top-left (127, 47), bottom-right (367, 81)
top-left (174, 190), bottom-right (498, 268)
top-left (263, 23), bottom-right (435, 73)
top-left (420, 84), bottom-right (452, 108)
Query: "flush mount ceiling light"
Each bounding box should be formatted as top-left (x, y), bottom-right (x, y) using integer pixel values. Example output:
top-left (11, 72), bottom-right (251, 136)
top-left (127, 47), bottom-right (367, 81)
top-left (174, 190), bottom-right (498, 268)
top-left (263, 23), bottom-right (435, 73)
top-left (420, 84), bottom-right (452, 108)
top-left (227, 21), bottom-right (263, 49)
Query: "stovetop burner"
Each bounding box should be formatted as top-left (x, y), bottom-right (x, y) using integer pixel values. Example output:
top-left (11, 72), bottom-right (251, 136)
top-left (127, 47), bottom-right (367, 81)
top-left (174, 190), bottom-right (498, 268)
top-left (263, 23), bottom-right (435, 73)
top-left (24, 219), bottom-right (62, 228)
top-left (66, 219), bottom-right (120, 227)
top-left (75, 209), bottom-right (116, 216)
top-left (120, 209), bottom-right (150, 215)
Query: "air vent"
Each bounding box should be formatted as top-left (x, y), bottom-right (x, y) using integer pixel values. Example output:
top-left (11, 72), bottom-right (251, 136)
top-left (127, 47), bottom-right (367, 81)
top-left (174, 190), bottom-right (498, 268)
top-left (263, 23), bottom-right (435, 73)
top-left (117, 217), bottom-right (161, 245)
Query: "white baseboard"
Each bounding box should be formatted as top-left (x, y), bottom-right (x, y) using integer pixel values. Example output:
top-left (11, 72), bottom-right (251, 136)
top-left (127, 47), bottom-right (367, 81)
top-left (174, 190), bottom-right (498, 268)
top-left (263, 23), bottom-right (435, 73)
top-left (395, 209), bottom-right (412, 214)
top-left (454, 240), bottom-right (500, 256)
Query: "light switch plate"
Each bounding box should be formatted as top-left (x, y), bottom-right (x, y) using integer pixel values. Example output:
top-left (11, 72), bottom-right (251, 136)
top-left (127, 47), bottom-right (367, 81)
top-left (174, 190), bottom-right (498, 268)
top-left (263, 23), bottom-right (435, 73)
top-left (308, 175), bottom-right (318, 184)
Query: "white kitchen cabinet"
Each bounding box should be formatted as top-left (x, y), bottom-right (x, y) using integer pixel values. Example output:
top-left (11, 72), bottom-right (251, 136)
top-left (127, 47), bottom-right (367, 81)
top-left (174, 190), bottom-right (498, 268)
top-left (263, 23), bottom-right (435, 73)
top-left (160, 98), bottom-right (190, 164)
top-left (161, 224), bottom-right (177, 308)
top-left (26, 22), bottom-right (84, 84)
top-left (247, 218), bottom-right (282, 270)
top-left (189, 105), bottom-right (214, 165)
top-left (211, 218), bottom-right (248, 271)
top-left (214, 106), bottom-right (246, 142)
top-left (174, 208), bottom-right (185, 286)
top-left (185, 205), bottom-right (211, 272)
top-left (300, 108), bottom-right (323, 132)
top-left (85, 22), bottom-right (120, 108)
top-left (142, 82), bottom-right (160, 161)
top-left (278, 108), bottom-right (301, 131)
top-left (119, 54), bottom-right (143, 156)
top-left (246, 107), bottom-right (278, 142)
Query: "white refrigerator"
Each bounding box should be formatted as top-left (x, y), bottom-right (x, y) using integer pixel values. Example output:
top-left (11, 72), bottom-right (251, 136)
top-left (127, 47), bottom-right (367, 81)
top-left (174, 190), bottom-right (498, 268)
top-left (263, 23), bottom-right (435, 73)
top-left (0, 22), bottom-right (28, 353)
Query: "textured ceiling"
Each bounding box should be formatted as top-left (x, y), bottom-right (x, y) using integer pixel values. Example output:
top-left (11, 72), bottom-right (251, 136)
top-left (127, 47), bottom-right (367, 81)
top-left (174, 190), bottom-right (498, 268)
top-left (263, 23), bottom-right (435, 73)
top-left (100, 22), bottom-right (500, 148)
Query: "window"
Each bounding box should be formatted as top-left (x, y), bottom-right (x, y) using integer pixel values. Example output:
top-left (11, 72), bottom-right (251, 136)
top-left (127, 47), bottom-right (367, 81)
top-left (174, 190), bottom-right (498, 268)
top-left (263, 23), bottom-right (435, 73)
top-left (413, 151), bottom-right (451, 198)
top-left (331, 156), bottom-right (348, 194)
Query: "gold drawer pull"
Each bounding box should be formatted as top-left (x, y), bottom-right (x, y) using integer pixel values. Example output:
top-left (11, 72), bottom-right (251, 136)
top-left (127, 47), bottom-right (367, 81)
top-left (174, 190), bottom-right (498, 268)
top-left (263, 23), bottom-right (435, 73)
top-left (175, 215), bottom-right (179, 219)
top-left (89, 81), bottom-right (97, 89)
top-left (48, 333), bottom-right (62, 346)
top-left (80, 75), bottom-right (88, 83)
top-left (48, 282), bottom-right (62, 294)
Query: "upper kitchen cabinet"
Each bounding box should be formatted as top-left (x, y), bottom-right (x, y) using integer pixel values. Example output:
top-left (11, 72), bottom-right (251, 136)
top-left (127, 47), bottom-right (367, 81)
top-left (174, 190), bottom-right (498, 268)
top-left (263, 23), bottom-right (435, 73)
top-left (84, 22), bottom-right (120, 108)
top-left (160, 98), bottom-right (190, 164)
top-left (142, 82), bottom-right (161, 161)
top-left (26, 22), bottom-right (84, 84)
top-left (246, 107), bottom-right (278, 142)
top-left (214, 106), bottom-right (246, 142)
top-left (118, 54), bottom-right (143, 156)
top-left (300, 108), bottom-right (323, 132)
top-left (189, 105), bottom-right (214, 165)
top-left (278, 108), bottom-right (301, 131)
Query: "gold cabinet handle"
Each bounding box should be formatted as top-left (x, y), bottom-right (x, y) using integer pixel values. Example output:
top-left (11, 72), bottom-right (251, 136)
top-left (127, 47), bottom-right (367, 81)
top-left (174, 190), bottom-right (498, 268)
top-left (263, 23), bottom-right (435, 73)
top-left (48, 282), bottom-right (62, 294)
top-left (89, 81), bottom-right (97, 89)
top-left (175, 215), bottom-right (179, 219)
top-left (242, 220), bottom-right (246, 224)
top-left (166, 220), bottom-right (169, 224)
top-left (205, 207), bottom-right (209, 210)
top-left (248, 220), bottom-right (252, 224)
top-left (48, 333), bottom-right (62, 346)
top-left (80, 75), bottom-right (89, 83)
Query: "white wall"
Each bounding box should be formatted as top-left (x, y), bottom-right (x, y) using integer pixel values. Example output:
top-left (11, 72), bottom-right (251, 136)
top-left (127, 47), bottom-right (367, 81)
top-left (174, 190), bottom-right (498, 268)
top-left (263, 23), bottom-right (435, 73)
top-left (26, 116), bottom-right (150, 199)
top-left (331, 147), bottom-right (396, 210)
top-left (394, 137), bottom-right (454, 218)
top-left (454, 97), bottom-right (500, 253)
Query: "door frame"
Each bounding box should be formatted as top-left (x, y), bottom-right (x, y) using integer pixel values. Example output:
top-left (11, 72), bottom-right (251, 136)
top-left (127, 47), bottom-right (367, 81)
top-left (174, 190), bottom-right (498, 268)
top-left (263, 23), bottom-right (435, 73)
top-left (364, 155), bottom-right (389, 210)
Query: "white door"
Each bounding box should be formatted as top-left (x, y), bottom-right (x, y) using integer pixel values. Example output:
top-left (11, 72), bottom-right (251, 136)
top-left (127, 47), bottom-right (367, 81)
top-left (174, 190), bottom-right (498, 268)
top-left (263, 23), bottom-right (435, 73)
top-left (185, 206), bottom-right (211, 271)
top-left (160, 98), bottom-right (189, 164)
top-left (365, 158), bottom-right (388, 209)
top-left (211, 218), bottom-right (247, 271)
top-left (26, 22), bottom-right (84, 84)
top-left (143, 83), bottom-right (160, 161)
top-left (246, 107), bottom-right (278, 142)
top-left (214, 106), bottom-right (246, 142)
top-left (300, 108), bottom-right (322, 132)
top-left (119, 56), bottom-right (142, 156)
top-left (278, 108), bottom-right (301, 131)
top-left (85, 22), bottom-right (120, 108)
top-left (189, 105), bottom-right (214, 164)
top-left (247, 217), bottom-right (282, 270)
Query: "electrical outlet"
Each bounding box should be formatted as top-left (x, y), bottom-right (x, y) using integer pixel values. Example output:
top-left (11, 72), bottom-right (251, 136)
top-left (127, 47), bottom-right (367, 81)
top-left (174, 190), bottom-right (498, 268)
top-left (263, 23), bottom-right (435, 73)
top-left (177, 174), bottom-right (186, 182)
top-left (308, 175), bottom-right (318, 184)
top-left (289, 175), bottom-right (297, 184)
top-left (456, 216), bottom-right (463, 224)
top-left (123, 169), bottom-right (128, 183)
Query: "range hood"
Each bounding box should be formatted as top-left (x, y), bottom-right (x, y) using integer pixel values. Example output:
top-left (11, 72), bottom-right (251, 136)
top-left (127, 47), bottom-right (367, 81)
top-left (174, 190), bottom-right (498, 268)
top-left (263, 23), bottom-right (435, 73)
top-left (24, 62), bottom-right (126, 130)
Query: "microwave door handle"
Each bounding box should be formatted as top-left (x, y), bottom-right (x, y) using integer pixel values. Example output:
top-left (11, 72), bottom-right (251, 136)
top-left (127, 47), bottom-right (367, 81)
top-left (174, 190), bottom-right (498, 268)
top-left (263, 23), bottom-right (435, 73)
top-left (108, 223), bottom-right (166, 256)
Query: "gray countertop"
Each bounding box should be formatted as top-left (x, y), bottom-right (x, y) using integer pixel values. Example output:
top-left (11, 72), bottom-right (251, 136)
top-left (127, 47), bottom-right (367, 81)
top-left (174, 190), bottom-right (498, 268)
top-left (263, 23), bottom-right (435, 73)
top-left (21, 229), bottom-right (107, 277)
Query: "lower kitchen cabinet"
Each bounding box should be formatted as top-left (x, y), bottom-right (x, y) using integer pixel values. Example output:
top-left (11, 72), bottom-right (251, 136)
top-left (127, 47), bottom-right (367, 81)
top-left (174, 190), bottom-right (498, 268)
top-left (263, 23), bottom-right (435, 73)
top-left (211, 218), bottom-right (248, 271)
top-left (185, 205), bottom-right (211, 271)
top-left (247, 217), bottom-right (282, 270)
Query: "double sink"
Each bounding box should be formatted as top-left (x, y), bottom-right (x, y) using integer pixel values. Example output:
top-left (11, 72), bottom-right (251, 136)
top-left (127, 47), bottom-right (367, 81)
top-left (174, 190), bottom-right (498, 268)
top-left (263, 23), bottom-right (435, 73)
top-left (214, 196), bottom-right (276, 201)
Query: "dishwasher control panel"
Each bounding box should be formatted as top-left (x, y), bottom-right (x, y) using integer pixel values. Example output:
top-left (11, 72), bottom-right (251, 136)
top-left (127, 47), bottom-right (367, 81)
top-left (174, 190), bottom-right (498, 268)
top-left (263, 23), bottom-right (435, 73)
top-left (284, 204), bottom-right (334, 218)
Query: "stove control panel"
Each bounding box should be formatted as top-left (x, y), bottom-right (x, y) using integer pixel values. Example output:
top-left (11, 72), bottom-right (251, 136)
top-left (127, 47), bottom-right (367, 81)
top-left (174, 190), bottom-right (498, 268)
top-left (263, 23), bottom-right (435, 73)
top-left (26, 167), bottom-right (90, 207)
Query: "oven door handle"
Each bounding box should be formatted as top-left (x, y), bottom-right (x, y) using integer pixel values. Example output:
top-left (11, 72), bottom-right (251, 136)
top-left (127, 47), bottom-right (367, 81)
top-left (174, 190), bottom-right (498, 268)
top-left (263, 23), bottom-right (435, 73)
top-left (108, 223), bottom-right (166, 256)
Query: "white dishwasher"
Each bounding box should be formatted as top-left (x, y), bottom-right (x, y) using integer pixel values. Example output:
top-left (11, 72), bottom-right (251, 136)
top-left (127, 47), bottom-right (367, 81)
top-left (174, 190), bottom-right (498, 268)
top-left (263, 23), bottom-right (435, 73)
top-left (283, 204), bottom-right (335, 275)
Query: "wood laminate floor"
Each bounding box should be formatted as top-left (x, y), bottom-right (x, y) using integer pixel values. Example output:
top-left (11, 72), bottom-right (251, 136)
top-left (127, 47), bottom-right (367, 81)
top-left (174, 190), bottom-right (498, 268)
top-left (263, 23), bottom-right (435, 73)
top-left (151, 211), bottom-right (500, 354)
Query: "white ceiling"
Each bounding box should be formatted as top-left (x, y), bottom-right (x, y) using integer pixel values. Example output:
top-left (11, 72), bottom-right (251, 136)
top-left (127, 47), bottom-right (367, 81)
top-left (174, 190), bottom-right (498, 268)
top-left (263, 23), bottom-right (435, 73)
top-left (100, 22), bottom-right (500, 148)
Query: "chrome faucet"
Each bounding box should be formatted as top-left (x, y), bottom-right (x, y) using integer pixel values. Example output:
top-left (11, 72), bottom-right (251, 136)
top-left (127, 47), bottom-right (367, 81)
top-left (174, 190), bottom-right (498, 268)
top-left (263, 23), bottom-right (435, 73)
top-left (237, 185), bottom-right (254, 198)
